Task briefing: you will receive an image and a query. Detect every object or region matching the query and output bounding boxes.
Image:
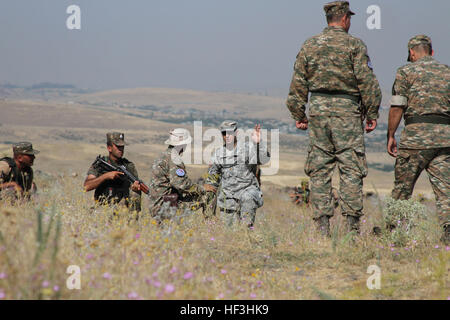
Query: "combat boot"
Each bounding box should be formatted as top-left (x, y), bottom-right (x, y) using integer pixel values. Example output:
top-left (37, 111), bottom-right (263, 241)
top-left (441, 225), bottom-right (450, 245)
top-left (346, 215), bottom-right (360, 234)
top-left (315, 216), bottom-right (330, 237)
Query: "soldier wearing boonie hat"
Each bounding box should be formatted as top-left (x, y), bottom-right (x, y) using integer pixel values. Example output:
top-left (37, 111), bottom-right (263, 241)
top-left (387, 34), bottom-right (450, 244)
top-left (0, 142), bottom-right (39, 198)
top-left (148, 128), bottom-right (205, 222)
top-left (84, 132), bottom-right (143, 211)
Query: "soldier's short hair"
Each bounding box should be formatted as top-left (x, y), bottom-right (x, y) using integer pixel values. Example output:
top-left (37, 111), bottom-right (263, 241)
top-left (412, 43), bottom-right (433, 55)
top-left (326, 12), bottom-right (349, 24)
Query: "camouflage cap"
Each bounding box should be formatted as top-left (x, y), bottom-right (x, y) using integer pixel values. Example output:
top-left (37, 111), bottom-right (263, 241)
top-left (13, 142), bottom-right (40, 155)
top-left (407, 35), bottom-right (432, 61)
top-left (106, 132), bottom-right (128, 146)
top-left (324, 1), bottom-right (355, 17)
top-left (219, 120), bottom-right (238, 133)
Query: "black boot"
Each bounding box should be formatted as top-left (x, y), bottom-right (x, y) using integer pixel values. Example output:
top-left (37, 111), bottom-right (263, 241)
top-left (315, 216), bottom-right (330, 237)
top-left (346, 215), bottom-right (360, 234)
top-left (441, 225), bottom-right (450, 245)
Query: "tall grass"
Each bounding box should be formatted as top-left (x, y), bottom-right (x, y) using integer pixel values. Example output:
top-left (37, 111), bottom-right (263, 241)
top-left (0, 176), bottom-right (448, 300)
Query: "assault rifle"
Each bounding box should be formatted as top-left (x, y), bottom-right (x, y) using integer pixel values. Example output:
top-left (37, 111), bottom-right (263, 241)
top-left (94, 155), bottom-right (149, 194)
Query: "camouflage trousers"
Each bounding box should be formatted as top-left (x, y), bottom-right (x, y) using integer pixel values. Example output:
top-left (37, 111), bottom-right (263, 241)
top-left (151, 201), bottom-right (195, 224)
top-left (219, 208), bottom-right (255, 228)
top-left (218, 187), bottom-right (263, 227)
top-left (392, 148), bottom-right (450, 228)
top-left (305, 116), bottom-right (367, 220)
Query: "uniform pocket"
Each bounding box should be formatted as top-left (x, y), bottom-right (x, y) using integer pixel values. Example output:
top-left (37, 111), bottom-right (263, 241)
top-left (304, 145), bottom-right (314, 176)
top-left (353, 148), bottom-right (368, 178)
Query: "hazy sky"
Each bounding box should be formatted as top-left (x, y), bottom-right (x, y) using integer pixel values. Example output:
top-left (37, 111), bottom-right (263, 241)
top-left (0, 0), bottom-right (449, 93)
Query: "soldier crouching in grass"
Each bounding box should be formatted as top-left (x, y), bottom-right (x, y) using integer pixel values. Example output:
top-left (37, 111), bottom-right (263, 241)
top-left (148, 128), bottom-right (205, 224)
top-left (0, 142), bottom-right (39, 201)
top-left (204, 121), bottom-right (270, 228)
top-left (84, 132), bottom-right (145, 214)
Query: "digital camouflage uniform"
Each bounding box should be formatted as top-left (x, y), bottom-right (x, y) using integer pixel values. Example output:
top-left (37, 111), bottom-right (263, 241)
top-left (87, 155), bottom-right (142, 211)
top-left (286, 1), bottom-right (382, 228)
top-left (148, 146), bottom-right (204, 222)
top-left (205, 129), bottom-right (270, 227)
top-left (390, 35), bottom-right (450, 231)
top-left (0, 142), bottom-right (39, 199)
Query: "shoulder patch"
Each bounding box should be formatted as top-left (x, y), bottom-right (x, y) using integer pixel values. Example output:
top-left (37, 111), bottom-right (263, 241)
top-left (176, 168), bottom-right (185, 177)
top-left (367, 60), bottom-right (373, 69)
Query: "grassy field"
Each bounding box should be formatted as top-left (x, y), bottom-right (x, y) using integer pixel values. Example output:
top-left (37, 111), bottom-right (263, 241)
top-left (0, 92), bottom-right (447, 300)
top-left (0, 173), bottom-right (448, 300)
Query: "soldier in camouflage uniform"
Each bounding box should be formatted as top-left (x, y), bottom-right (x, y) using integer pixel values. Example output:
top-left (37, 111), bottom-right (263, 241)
top-left (387, 35), bottom-right (450, 244)
top-left (148, 128), bottom-right (205, 222)
top-left (84, 132), bottom-right (142, 211)
top-left (286, 1), bottom-right (382, 236)
top-left (204, 121), bottom-right (270, 228)
top-left (0, 142), bottom-right (39, 199)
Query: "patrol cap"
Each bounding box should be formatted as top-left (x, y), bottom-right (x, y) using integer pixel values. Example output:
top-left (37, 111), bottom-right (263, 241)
top-left (13, 142), bottom-right (40, 155)
top-left (106, 132), bottom-right (128, 146)
top-left (324, 1), bottom-right (355, 17)
top-left (219, 120), bottom-right (238, 133)
top-left (165, 128), bottom-right (192, 146)
top-left (407, 35), bottom-right (432, 62)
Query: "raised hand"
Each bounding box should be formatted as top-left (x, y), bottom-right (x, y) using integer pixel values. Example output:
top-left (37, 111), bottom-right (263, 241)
top-left (251, 124), bottom-right (261, 144)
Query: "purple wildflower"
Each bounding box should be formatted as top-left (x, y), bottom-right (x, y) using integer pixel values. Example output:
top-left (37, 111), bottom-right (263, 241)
top-left (164, 284), bottom-right (175, 293)
top-left (183, 272), bottom-right (193, 280)
top-left (128, 292), bottom-right (139, 299)
top-left (102, 272), bottom-right (112, 280)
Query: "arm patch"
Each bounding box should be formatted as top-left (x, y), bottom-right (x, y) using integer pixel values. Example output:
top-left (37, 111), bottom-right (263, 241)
top-left (390, 95), bottom-right (407, 106)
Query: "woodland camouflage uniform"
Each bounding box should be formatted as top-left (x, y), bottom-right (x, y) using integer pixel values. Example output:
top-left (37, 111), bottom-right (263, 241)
top-left (390, 35), bottom-right (450, 242)
top-left (148, 146), bottom-right (204, 222)
top-left (286, 1), bottom-right (382, 234)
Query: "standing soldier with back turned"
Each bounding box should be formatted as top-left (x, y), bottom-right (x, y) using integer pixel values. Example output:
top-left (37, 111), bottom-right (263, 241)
top-left (286, 1), bottom-right (382, 236)
top-left (387, 35), bottom-right (449, 244)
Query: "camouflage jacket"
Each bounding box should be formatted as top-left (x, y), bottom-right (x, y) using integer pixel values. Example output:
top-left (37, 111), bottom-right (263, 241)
top-left (205, 140), bottom-right (270, 210)
top-left (391, 56), bottom-right (450, 149)
top-left (0, 157), bottom-right (34, 193)
top-left (87, 155), bottom-right (141, 210)
top-left (148, 146), bottom-right (204, 216)
top-left (286, 26), bottom-right (382, 120)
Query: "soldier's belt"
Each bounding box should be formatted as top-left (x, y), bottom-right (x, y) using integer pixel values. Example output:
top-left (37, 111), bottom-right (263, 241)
top-left (405, 115), bottom-right (450, 126)
top-left (310, 92), bottom-right (360, 104)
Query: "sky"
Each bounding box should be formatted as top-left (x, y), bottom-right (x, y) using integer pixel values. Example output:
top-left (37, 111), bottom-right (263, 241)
top-left (0, 0), bottom-right (449, 93)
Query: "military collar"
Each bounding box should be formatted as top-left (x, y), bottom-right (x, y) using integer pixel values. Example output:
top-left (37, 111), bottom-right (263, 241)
top-left (414, 56), bottom-right (435, 64)
top-left (323, 26), bottom-right (347, 34)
